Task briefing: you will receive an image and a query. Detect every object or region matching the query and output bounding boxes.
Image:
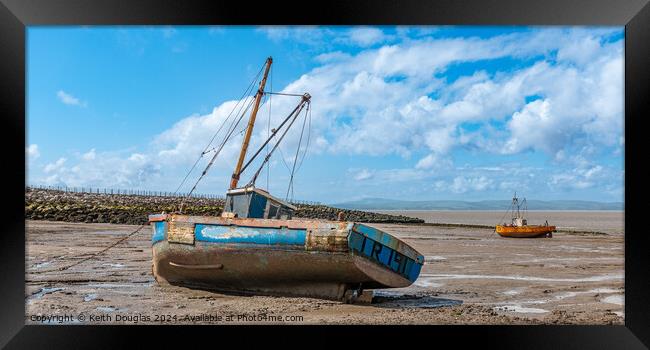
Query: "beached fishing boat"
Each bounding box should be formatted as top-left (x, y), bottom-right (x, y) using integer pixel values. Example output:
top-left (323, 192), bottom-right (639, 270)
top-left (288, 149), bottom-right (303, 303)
top-left (495, 193), bottom-right (556, 238)
top-left (149, 57), bottom-right (424, 302)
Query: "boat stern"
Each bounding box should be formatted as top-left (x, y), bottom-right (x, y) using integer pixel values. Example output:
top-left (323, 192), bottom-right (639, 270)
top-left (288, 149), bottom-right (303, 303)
top-left (348, 223), bottom-right (424, 287)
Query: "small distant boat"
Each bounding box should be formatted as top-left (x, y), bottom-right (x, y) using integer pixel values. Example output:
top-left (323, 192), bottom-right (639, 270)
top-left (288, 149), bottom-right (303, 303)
top-left (495, 193), bottom-right (556, 238)
top-left (149, 57), bottom-right (424, 302)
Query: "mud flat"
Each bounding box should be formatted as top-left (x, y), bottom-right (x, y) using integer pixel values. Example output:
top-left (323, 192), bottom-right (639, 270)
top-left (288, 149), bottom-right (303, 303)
top-left (378, 210), bottom-right (624, 235)
top-left (26, 220), bottom-right (623, 325)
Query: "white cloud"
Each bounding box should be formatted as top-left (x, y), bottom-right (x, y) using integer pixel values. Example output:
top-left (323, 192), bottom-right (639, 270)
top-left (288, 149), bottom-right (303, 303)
top-left (415, 154), bottom-right (438, 170)
top-left (449, 176), bottom-right (493, 193)
top-left (128, 153), bottom-right (146, 162)
top-left (42, 151), bottom-right (161, 188)
top-left (345, 27), bottom-right (386, 47)
top-left (499, 180), bottom-right (530, 193)
top-left (556, 33), bottom-right (601, 66)
top-left (548, 158), bottom-right (613, 191)
top-left (153, 99), bottom-right (255, 168)
top-left (371, 168), bottom-right (430, 183)
top-left (82, 148), bottom-right (96, 160)
top-left (501, 43), bottom-right (623, 155)
top-left (26, 144), bottom-right (40, 160)
top-left (36, 28), bottom-right (623, 200)
top-left (583, 165), bottom-right (603, 179)
top-left (254, 28), bottom-right (621, 164)
top-left (415, 153), bottom-right (453, 170)
top-left (44, 157), bottom-right (66, 173)
top-left (353, 168), bottom-right (374, 181)
top-left (504, 99), bottom-right (554, 154)
top-left (57, 90), bottom-right (87, 107)
top-left (314, 51), bottom-right (352, 64)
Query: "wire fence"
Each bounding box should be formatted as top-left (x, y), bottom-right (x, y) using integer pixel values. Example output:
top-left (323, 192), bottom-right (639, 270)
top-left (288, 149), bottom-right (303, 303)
top-left (26, 184), bottom-right (224, 200)
top-left (26, 184), bottom-right (321, 206)
top-left (289, 199), bottom-right (322, 206)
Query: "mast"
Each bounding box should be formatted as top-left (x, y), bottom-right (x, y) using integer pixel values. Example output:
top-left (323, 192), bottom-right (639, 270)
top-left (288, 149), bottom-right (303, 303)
top-left (511, 192), bottom-right (520, 223)
top-left (515, 193), bottom-right (520, 220)
top-left (230, 57), bottom-right (273, 190)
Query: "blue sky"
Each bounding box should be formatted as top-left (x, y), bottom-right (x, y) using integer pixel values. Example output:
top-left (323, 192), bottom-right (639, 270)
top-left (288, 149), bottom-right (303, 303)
top-left (26, 26), bottom-right (624, 204)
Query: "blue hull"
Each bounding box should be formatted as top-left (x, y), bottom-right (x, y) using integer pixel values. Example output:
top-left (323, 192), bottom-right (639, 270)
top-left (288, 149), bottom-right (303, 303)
top-left (149, 214), bottom-right (424, 300)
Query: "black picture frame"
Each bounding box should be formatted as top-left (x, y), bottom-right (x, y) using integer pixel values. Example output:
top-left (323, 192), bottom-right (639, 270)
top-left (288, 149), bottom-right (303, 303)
top-left (2, 0), bottom-right (648, 348)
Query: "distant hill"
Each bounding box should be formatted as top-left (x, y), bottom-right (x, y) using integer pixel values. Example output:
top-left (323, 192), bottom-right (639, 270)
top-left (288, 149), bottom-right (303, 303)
top-left (330, 198), bottom-right (624, 211)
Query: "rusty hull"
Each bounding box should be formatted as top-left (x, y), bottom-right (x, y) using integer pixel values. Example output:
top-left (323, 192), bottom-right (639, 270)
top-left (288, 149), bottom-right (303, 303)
top-left (150, 213), bottom-right (422, 301)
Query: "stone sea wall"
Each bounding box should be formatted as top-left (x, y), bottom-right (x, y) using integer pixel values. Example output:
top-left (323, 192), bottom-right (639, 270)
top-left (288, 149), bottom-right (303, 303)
top-left (25, 188), bottom-right (423, 225)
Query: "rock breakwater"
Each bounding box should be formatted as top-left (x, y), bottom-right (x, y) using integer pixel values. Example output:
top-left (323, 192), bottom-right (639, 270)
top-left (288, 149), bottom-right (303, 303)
top-left (25, 188), bottom-right (423, 225)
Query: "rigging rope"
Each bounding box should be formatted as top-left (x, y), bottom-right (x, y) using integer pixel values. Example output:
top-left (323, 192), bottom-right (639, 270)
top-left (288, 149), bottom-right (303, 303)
top-left (276, 100), bottom-right (311, 183)
top-left (173, 60), bottom-right (312, 209)
top-left (294, 100), bottom-right (312, 174)
top-left (497, 201), bottom-right (513, 227)
top-left (179, 95), bottom-right (255, 211)
top-left (277, 145), bottom-right (293, 172)
top-left (29, 224), bottom-right (147, 274)
top-left (237, 95), bottom-right (309, 178)
top-left (285, 101), bottom-right (310, 202)
top-left (173, 64), bottom-right (264, 194)
top-left (266, 66), bottom-right (273, 191)
top-left (246, 98), bottom-right (310, 187)
top-left (489, 200), bottom-right (514, 239)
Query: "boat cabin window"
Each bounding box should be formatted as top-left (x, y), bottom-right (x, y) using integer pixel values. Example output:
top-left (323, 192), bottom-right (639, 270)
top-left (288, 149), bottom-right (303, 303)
top-left (268, 204), bottom-right (279, 218)
top-left (224, 188), bottom-right (295, 220)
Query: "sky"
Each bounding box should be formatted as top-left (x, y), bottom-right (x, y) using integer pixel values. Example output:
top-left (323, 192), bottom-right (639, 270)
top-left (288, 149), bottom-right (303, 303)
top-left (26, 26), bottom-right (624, 204)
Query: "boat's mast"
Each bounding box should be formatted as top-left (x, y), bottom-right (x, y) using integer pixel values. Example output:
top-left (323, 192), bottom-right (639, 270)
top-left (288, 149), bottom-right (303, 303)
top-left (230, 56), bottom-right (273, 190)
top-left (514, 193), bottom-right (520, 219)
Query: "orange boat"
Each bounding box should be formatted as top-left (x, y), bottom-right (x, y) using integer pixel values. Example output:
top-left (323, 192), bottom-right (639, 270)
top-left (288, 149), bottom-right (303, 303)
top-left (495, 194), bottom-right (556, 238)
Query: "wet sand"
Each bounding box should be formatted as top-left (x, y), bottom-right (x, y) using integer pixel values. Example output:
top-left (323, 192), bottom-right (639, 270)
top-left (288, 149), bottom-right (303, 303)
top-left (378, 210), bottom-right (624, 235)
top-left (25, 219), bottom-right (624, 325)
